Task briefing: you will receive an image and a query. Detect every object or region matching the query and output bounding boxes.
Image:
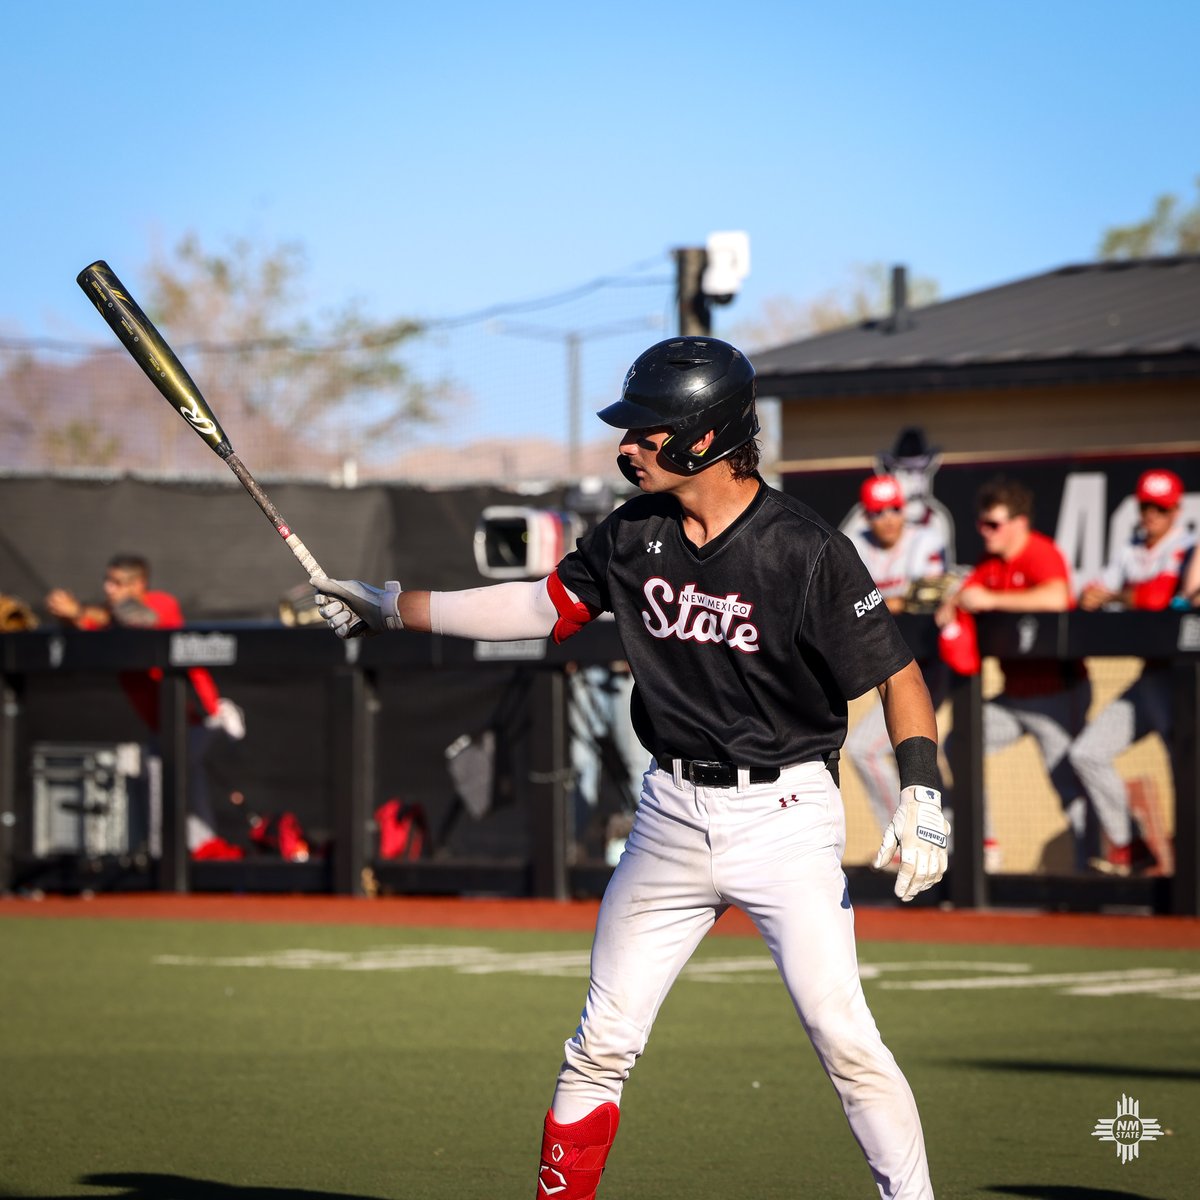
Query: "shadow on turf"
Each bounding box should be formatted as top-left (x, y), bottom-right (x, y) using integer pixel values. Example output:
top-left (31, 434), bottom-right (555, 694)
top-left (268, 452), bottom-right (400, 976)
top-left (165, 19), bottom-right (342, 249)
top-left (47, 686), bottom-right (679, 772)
top-left (987, 1187), bottom-right (1171, 1199)
top-left (0, 1173), bottom-right (389, 1199)
top-left (958, 1058), bottom-right (1200, 1082)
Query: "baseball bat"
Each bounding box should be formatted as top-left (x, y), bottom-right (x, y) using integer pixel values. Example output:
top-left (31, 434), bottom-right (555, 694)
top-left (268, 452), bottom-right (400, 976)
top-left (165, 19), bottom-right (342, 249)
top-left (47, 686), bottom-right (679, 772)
top-left (76, 260), bottom-right (325, 580)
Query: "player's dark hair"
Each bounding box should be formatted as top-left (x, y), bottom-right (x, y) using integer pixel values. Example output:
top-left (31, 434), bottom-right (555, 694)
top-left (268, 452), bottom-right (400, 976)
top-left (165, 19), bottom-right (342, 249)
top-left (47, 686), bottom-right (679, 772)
top-left (726, 436), bottom-right (761, 481)
top-left (107, 554), bottom-right (150, 580)
top-left (976, 477), bottom-right (1033, 521)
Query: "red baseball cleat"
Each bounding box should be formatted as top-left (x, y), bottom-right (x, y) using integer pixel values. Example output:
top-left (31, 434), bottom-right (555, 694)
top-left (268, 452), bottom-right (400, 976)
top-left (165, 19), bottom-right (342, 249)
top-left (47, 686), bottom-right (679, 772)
top-left (535, 1103), bottom-right (620, 1199)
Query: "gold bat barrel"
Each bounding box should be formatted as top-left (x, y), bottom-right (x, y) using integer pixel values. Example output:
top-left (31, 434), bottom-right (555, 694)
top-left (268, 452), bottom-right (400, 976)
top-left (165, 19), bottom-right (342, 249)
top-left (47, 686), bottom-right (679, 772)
top-left (76, 260), bottom-right (233, 458)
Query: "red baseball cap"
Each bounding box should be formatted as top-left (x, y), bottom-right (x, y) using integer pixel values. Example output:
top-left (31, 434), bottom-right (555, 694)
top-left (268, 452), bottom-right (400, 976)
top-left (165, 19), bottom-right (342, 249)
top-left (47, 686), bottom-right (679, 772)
top-left (861, 474), bottom-right (905, 514)
top-left (1136, 469), bottom-right (1183, 508)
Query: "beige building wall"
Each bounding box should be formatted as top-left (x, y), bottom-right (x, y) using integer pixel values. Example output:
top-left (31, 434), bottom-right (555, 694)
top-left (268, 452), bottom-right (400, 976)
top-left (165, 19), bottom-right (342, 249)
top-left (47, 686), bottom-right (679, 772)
top-left (840, 657), bottom-right (1176, 875)
top-left (774, 377), bottom-right (1200, 471)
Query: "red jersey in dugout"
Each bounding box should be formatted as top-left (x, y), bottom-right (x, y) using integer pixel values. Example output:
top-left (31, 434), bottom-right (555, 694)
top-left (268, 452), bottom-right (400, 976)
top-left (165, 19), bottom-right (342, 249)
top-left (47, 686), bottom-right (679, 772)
top-left (959, 531), bottom-right (1085, 697)
top-left (85, 590), bottom-right (221, 729)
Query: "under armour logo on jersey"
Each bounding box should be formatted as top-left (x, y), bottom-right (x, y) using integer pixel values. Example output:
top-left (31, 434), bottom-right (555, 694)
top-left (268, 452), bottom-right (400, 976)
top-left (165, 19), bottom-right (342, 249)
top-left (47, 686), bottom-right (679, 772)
top-left (779, 794), bottom-right (800, 808)
top-left (647, 540), bottom-right (662, 554)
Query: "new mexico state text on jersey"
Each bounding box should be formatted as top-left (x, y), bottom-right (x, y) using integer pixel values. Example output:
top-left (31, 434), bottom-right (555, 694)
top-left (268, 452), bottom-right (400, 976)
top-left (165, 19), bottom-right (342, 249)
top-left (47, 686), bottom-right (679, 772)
top-left (640, 579), bottom-right (760, 652)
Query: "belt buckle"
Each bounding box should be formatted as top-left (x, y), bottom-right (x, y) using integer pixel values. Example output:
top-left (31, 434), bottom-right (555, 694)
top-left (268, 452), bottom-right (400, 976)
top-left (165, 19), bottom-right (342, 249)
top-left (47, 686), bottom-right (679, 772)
top-left (689, 759), bottom-right (730, 786)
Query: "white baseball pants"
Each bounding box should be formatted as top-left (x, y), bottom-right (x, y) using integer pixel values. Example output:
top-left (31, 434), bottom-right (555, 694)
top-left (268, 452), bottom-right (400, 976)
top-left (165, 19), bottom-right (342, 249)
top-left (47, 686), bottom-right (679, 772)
top-left (551, 759), bottom-right (933, 1199)
top-left (980, 680), bottom-right (1092, 849)
top-left (1069, 666), bottom-right (1173, 847)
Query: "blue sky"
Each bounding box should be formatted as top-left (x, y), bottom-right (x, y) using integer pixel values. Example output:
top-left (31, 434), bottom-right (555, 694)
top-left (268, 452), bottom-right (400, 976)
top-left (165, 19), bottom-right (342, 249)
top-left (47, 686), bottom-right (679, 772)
top-left (3, 1), bottom-right (1198, 450)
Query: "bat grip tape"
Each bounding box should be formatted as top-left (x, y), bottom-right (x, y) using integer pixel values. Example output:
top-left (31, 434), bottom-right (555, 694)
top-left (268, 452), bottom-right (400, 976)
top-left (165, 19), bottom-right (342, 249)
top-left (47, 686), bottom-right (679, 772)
top-left (284, 533), bottom-right (322, 578)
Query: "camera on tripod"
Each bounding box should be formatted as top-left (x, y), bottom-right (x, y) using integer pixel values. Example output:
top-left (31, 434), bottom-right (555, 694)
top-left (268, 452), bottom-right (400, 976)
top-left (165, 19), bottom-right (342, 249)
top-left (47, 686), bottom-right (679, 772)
top-left (473, 479), bottom-right (620, 580)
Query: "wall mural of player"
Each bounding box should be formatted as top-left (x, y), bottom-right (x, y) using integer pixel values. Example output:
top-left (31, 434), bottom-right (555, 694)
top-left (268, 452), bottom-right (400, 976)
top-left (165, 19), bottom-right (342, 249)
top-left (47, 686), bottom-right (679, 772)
top-left (840, 427), bottom-right (959, 570)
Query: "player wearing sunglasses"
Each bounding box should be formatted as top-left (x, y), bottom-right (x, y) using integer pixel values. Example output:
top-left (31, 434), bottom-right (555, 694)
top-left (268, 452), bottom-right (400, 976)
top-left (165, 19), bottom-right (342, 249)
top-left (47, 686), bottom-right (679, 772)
top-left (934, 478), bottom-right (1091, 872)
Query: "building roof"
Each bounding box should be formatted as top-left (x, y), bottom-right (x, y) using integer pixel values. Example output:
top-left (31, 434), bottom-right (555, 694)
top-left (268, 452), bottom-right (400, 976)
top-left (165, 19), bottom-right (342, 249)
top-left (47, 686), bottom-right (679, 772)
top-left (752, 256), bottom-right (1200, 398)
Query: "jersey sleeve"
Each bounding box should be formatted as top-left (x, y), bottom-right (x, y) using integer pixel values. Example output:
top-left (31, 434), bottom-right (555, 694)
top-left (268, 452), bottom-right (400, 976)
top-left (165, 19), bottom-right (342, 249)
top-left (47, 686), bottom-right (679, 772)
top-left (802, 530), bottom-right (914, 700)
top-left (187, 668), bottom-right (222, 717)
top-left (143, 591), bottom-right (185, 629)
top-left (1131, 533), bottom-right (1193, 609)
top-left (554, 510), bottom-right (618, 614)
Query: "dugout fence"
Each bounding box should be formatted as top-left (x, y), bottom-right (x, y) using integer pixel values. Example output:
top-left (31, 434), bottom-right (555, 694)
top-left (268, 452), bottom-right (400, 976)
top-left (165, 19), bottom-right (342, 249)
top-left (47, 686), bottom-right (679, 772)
top-left (1, 611), bottom-right (1197, 914)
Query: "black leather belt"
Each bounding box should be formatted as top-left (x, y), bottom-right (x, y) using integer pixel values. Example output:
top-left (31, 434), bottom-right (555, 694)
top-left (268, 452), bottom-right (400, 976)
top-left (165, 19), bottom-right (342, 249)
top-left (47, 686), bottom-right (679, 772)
top-left (659, 756), bottom-right (780, 786)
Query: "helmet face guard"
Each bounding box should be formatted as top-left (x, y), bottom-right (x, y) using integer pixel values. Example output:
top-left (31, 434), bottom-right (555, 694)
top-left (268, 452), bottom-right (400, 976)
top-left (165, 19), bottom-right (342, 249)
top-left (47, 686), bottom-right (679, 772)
top-left (599, 337), bottom-right (759, 482)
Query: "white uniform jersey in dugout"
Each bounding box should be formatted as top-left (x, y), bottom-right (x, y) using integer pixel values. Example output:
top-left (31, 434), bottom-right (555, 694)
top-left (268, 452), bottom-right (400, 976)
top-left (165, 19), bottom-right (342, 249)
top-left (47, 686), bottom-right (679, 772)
top-left (847, 524), bottom-right (948, 599)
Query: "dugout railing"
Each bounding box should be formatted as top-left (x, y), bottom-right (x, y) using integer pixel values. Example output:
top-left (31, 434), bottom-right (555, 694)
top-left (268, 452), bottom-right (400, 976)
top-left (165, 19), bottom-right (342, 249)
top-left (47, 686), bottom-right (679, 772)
top-left (1, 612), bottom-right (1198, 914)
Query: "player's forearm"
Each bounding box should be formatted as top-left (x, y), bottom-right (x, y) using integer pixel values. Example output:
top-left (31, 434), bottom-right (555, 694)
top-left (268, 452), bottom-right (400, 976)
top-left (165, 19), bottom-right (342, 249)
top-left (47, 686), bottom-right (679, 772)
top-left (1182, 554), bottom-right (1200, 602)
top-left (311, 574), bottom-right (566, 641)
top-left (982, 580), bottom-right (1070, 612)
top-left (878, 659), bottom-right (938, 747)
top-left (1079, 583), bottom-right (1118, 611)
top-left (46, 589), bottom-right (102, 628)
top-left (427, 579), bottom-right (558, 641)
top-left (396, 591), bottom-right (432, 632)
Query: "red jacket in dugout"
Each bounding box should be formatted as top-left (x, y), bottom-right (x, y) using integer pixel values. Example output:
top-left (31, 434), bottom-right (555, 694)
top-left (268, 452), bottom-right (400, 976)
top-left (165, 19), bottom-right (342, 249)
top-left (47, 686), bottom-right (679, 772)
top-left (939, 531), bottom-right (1083, 693)
top-left (81, 589), bottom-right (221, 730)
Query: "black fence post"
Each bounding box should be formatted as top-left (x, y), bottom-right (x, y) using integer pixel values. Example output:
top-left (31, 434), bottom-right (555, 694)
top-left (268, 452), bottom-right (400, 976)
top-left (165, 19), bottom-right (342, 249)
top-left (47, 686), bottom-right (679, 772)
top-left (157, 671), bottom-right (189, 893)
top-left (331, 666), bottom-right (375, 896)
top-left (1171, 658), bottom-right (1199, 917)
top-left (947, 670), bottom-right (985, 909)
top-left (529, 668), bottom-right (570, 899)
top-left (0, 673), bottom-right (16, 893)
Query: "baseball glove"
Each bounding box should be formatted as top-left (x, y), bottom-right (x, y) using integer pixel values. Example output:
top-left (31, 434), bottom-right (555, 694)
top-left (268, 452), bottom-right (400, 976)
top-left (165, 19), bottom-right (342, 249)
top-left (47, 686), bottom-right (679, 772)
top-left (111, 596), bottom-right (159, 627)
top-left (0, 593), bottom-right (39, 631)
top-left (903, 574), bottom-right (957, 614)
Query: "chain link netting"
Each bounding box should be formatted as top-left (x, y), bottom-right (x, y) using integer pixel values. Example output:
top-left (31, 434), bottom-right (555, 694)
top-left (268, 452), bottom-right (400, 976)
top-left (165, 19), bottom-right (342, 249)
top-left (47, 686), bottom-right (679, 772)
top-left (1, 266), bottom-right (679, 488)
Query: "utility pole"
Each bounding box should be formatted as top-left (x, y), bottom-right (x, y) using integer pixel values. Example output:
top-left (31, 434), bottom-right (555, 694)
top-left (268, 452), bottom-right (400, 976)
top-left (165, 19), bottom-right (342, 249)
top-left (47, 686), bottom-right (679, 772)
top-left (674, 233), bottom-right (751, 337)
top-left (491, 316), bottom-right (662, 476)
top-left (673, 246), bottom-right (711, 336)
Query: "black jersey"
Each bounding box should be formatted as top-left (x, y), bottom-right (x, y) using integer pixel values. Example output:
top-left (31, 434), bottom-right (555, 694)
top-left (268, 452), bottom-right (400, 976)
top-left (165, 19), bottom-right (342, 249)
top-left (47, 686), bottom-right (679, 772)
top-left (555, 478), bottom-right (914, 767)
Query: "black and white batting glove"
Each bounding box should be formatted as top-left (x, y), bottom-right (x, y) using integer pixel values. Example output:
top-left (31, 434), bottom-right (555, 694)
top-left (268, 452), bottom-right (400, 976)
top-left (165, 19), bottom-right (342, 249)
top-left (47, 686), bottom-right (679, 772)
top-left (872, 785), bottom-right (950, 902)
top-left (309, 576), bottom-right (403, 639)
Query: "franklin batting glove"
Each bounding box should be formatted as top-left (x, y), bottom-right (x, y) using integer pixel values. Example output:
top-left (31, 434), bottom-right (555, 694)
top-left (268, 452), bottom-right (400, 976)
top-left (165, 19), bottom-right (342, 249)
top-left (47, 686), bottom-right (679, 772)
top-left (310, 576), bottom-right (403, 638)
top-left (872, 785), bottom-right (950, 902)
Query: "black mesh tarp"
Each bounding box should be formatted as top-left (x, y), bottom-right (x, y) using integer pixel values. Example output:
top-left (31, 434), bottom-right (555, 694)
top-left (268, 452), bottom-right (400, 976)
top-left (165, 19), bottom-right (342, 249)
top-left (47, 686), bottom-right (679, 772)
top-left (0, 475), bottom-right (560, 620)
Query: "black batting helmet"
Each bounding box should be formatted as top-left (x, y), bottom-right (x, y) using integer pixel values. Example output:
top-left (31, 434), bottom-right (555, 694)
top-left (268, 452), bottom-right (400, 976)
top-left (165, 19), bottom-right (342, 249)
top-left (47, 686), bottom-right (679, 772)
top-left (598, 337), bottom-right (759, 479)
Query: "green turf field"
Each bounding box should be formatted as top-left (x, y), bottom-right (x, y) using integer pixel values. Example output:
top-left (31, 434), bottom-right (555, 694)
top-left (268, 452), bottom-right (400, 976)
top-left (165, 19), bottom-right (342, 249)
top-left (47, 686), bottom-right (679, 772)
top-left (0, 914), bottom-right (1195, 1199)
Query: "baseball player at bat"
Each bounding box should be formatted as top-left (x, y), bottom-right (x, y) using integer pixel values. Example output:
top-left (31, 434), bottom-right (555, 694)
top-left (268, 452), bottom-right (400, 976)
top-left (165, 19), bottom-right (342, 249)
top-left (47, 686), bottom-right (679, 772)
top-left (313, 337), bottom-right (949, 1199)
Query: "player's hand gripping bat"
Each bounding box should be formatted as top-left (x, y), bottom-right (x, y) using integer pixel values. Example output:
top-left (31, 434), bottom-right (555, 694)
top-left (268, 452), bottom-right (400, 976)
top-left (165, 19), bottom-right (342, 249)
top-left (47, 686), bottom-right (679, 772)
top-left (76, 260), bottom-right (338, 595)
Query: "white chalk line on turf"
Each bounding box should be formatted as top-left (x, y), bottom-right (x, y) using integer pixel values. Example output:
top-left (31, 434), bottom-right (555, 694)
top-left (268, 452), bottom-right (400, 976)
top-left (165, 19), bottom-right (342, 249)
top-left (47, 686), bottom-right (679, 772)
top-left (152, 946), bottom-right (1196, 999)
top-left (153, 946), bottom-right (1024, 980)
top-left (152, 947), bottom-right (1198, 998)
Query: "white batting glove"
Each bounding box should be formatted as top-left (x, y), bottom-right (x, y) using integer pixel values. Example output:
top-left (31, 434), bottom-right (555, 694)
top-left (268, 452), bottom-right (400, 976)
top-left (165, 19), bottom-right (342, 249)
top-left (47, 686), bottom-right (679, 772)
top-left (309, 576), bottom-right (403, 638)
top-left (872, 785), bottom-right (950, 902)
top-left (204, 697), bottom-right (246, 740)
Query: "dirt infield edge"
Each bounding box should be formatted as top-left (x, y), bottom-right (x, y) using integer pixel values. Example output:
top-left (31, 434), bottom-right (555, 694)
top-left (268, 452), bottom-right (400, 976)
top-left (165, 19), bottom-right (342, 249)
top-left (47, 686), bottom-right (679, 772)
top-left (2, 892), bottom-right (1199, 950)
